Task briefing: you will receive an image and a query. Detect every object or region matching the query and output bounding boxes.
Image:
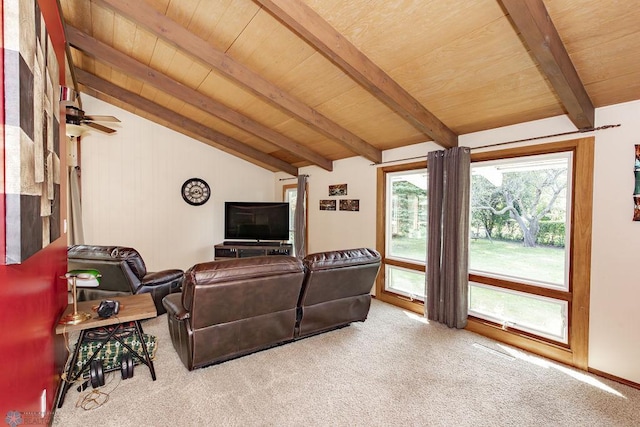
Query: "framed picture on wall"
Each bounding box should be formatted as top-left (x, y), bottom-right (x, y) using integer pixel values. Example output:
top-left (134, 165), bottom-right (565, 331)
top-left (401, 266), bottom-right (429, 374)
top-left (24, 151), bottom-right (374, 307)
top-left (329, 184), bottom-right (347, 196)
top-left (339, 199), bottom-right (359, 212)
top-left (319, 200), bottom-right (337, 211)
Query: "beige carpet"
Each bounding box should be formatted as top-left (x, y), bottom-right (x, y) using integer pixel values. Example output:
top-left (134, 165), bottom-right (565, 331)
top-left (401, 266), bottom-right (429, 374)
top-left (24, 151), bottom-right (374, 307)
top-left (54, 299), bottom-right (640, 426)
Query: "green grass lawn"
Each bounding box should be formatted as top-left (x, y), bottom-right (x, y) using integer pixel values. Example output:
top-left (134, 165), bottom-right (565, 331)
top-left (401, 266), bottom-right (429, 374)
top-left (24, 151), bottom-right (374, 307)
top-left (389, 236), bottom-right (567, 340)
top-left (469, 238), bottom-right (565, 285)
top-left (390, 236), bottom-right (565, 285)
top-left (389, 236), bottom-right (426, 261)
top-left (469, 285), bottom-right (565, 339)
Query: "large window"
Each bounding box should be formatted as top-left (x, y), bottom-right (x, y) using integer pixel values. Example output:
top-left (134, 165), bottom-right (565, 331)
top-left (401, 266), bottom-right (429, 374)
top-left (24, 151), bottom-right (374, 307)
top-left (467, 139), bottom-right (593, 368)
top-left (377, 138), bottom-right (593, 369)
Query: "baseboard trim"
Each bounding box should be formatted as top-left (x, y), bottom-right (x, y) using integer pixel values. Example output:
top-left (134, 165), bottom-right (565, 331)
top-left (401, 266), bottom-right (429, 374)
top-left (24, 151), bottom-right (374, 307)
top-left (588, 367), bottom-right (640, 390)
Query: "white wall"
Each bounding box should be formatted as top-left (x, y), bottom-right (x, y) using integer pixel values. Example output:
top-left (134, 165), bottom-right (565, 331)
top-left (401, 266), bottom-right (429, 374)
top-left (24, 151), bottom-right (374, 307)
top-left (589, 101), bottom-right (640, 383)
top-left (78, 95), bottom-right (277, 271)
top-left (275, 156), bottom-right (378, 254)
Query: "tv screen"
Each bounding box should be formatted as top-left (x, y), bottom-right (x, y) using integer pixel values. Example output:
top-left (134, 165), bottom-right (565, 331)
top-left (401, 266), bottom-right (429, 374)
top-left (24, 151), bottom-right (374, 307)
top-left (224, 202), bottom-right (290, 242)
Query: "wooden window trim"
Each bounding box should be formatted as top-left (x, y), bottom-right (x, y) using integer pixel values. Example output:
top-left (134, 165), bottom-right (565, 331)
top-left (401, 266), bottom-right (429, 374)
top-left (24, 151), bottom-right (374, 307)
top-left (282, 183), bottom-right (308, 255)
top-left (385, 258), bottom-right (426, 272)
top-left (469, 273), bottom-right (571, 301)
top-left (376, 161), bottom-right (426, 315)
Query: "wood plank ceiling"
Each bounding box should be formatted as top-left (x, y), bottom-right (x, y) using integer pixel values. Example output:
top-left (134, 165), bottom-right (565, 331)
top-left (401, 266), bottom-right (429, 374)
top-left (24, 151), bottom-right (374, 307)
top-left (58, 0), bottom-right (640, 176)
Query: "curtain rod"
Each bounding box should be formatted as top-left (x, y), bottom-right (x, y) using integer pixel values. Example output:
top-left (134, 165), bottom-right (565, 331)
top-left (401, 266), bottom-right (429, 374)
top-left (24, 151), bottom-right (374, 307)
top-left (371, 124), bottom-right (621, 166)
top-left (278, 174), bottom-right (309, 181)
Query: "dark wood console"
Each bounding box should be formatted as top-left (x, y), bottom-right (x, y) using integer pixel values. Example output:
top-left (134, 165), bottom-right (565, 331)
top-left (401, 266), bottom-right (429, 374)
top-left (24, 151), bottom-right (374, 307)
top-left (214, 242), bottom-right (293, 260)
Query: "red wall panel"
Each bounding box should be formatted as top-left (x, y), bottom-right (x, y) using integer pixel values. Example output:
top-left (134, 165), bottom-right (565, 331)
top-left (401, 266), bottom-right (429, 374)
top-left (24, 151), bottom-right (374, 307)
top-left (0, 0), bottom-right (68, 420)
top-left (0, 242), bottom-right (68, 418)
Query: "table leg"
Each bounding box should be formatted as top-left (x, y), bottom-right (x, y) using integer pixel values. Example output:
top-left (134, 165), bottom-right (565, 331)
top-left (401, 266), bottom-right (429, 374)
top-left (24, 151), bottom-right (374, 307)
top-left (134, 320), bottom-right (156, 380)
top-left (56, 330), bottom-right (86, 408)
top-left (56, 324), bottom-right (123, 408)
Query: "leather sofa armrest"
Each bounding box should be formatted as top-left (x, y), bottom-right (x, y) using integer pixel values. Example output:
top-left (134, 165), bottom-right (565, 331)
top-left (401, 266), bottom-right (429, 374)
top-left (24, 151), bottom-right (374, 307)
top-left (162, 293), bottom-right (190, 321)
top-left (141, 269), bottom-right (184, 287)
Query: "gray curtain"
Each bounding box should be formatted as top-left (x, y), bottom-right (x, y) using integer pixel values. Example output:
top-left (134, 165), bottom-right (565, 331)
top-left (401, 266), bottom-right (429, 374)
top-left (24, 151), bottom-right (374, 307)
top-left (68, 166), bottom-right (85, 245)
top-left (426, 147), bottom-right (471, 328)
top-left (294, 174), bottom-right (308, 258)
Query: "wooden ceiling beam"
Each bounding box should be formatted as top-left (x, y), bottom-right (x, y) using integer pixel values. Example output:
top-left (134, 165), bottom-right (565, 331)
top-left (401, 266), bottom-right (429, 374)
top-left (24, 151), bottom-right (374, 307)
top-left (66, 26), bottom-right (333, 171)
top-left (94, 0), bottom-right (381, 163)
top-left (75, 69), bottom-right (299, 176)
top-left (255, 0), bottom-right (458, 150)
top-left (500, 0), bottom-right (594, 129)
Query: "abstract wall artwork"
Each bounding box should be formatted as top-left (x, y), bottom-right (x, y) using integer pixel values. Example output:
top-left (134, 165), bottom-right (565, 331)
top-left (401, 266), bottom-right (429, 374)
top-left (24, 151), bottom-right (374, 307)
top-left (634, 145), bottom-right (640, 221)
top-left (3, 0), bottom-right (61, 264)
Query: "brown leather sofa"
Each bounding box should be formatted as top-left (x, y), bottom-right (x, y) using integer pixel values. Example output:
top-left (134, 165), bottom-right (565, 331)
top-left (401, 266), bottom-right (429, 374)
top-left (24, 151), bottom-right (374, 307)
top-left (162, 248), bottom-right (381, 371)
top-left (67, 245), bottom-right (184, 315)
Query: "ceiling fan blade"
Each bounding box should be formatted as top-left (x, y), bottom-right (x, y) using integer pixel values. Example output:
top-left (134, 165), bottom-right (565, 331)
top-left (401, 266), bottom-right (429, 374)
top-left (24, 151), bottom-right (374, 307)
top-left (84, 122), bottom-right (117, 134)
top-left (84, 115), bottom-right (121, 123)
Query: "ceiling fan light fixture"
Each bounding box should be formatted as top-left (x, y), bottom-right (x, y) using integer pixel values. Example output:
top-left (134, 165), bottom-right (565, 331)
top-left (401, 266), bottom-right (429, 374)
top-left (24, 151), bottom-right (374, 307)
top-left (60, 86), bottom-right (78, 105)
top-left (65, 123), bottom-right (85, 137)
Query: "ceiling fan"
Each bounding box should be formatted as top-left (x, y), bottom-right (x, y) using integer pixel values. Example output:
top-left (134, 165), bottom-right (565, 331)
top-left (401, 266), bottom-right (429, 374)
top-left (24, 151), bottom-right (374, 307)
top-left (65, 106), bottom-right (121, 137)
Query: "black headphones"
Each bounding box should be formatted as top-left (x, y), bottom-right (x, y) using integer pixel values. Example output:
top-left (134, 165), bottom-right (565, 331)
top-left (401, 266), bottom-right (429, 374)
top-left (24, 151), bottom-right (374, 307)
top-left (97, 300), bottom-right (120, 318)
top-left (89, 359), bottom-right (105, 388)
top-left (87, 354), bottom-right (134, 388)
top-left (120, 352), bottom-right (134, 380)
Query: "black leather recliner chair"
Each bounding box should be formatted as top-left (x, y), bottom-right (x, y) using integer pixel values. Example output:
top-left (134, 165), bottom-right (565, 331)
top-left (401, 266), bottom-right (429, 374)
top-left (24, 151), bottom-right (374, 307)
top-left (67, 245), bottom-right (184, 315)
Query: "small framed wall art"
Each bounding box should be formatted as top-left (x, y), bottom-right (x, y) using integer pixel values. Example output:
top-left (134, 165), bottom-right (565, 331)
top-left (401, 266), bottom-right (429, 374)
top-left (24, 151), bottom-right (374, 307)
top-left (329, 184), bottom-right (347, 196)
top-left (319, 200), bottom-right (337, 211)
top-left (339, 199), bottom-right (360, 212)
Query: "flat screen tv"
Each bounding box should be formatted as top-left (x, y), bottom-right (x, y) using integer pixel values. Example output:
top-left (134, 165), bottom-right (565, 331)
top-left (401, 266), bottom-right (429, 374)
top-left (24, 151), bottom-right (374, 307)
top-left (224, 202), bottom-right (289, 242)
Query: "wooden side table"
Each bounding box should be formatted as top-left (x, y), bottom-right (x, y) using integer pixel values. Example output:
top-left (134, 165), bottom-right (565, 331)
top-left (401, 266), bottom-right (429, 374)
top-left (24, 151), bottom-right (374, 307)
top-left (55, 293), bottom-right (158, 408)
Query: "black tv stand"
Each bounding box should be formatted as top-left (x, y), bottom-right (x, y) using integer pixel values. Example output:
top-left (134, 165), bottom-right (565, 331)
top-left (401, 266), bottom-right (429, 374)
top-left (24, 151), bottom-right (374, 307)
top-left (215, 242), bottom-right (292, 260)
top-left (223, 241), bottom-right (282, 247)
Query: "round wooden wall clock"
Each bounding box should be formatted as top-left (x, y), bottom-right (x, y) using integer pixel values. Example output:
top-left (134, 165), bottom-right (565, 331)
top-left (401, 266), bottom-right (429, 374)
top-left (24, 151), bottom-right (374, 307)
top-left (181, 178), bottom-right (211, 206)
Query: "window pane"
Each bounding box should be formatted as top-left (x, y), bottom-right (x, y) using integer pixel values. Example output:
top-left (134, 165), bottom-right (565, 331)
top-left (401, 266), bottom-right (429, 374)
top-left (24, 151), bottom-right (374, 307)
top-left (469, 283), bottom-right (567, 343)
top-left (385, 265), bottom-right (425, 300)
top-left (285, 188), bottom-right (296, 249)
top-left (469, 153), bottom-right (571, 288)
top-left (386, 170), bottom-right (427, 263)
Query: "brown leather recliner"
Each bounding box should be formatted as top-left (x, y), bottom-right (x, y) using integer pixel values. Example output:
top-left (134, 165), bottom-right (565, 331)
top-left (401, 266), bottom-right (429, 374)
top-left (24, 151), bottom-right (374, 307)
top-left (67, 245), bottom-right (184, 315)
top-left (162, 256), bottom-right (305, 371)
top-left (162, 248), bottom-right (381, 371)
top-left (297, 248), bottom-right (381, 338)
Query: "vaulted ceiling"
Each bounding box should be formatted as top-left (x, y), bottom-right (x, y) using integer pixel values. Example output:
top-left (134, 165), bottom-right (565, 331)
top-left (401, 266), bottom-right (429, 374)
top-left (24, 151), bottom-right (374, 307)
top-left (58, 0), bottom-right (640, 176)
